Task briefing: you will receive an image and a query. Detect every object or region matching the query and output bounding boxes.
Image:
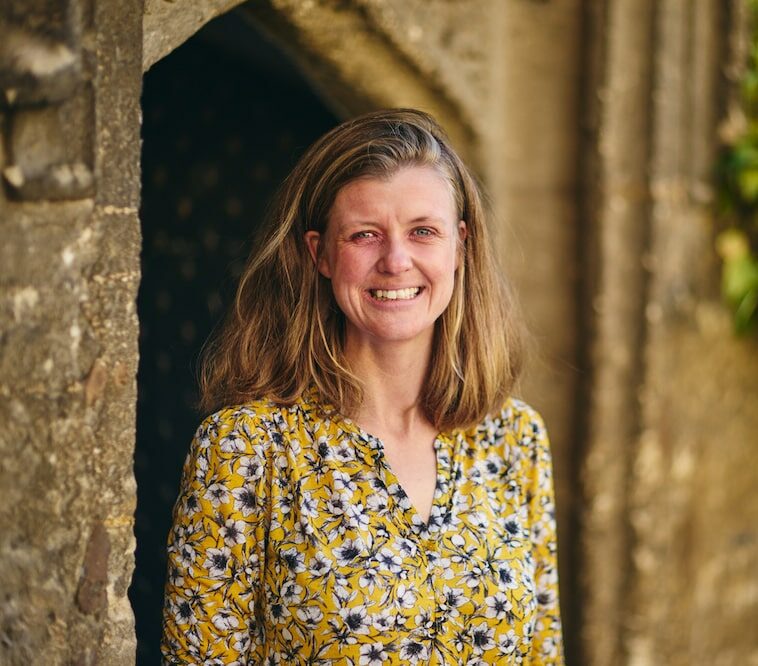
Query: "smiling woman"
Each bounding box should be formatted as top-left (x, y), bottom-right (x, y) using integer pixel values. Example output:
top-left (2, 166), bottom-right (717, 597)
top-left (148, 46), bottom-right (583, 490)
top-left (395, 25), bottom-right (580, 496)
top-left (304, 167), bottom-right (466, 351)
top-left (161, 109), bottom-right (564, 665)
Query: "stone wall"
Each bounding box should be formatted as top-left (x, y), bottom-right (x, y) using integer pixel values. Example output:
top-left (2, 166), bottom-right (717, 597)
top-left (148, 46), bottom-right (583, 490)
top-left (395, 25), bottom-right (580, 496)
top-left (581, 2), bottom-right (758, 665)
top-left (0, 1), bottom-right (143, 663)
top-left (0, 0), bottom-right (755, 663)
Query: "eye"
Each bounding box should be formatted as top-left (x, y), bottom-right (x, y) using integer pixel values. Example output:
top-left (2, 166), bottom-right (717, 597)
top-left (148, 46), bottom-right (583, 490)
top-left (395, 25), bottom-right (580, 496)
top-left (412, 227), bottom-right (435, 237)
top-left (350, 230), bottom-right (376, 240)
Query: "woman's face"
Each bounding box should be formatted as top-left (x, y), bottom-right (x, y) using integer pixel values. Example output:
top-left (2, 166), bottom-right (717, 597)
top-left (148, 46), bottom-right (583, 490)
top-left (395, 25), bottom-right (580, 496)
top-left (305, 166), bottom-right (466, 353)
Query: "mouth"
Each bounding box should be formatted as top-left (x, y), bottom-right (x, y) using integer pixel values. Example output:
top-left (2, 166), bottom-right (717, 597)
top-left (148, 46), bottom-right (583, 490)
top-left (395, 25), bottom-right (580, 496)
top-left (368, 287), bottom-right (423, 301)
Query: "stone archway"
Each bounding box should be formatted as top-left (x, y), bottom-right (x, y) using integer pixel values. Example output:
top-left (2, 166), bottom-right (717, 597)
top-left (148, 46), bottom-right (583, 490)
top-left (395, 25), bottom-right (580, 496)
top-left (135, 3), bottom-right (502, 663)
top-left (136, 3), bottom-right (590, 663)
top-left (131, 10), bottom-right (341, 661)
top-left (143, 0), bottom-right (476, 157)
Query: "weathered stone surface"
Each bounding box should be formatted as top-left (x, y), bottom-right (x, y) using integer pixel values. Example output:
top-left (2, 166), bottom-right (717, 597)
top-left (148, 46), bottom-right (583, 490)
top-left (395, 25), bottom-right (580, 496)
top-left (631, 304), bottom-right (758, 666)
top-left (0, 0), bottom-right (141, 663)
top-left (342, 0), bottom-right (492, 134)
top-left (624, 4), bottom-right (758, 664)
top-left (0, 0), bottom-right (96, 202)
top-left (238, 0), bottom-right (476, 161)
top-left (76, 521), bottom-right (111, 615)
top-left (581, 2), bottom-right (758, 665)
top-left (579, 1), bottom-right (656, 662)
top-left (143, 0), bottom-right (247, 71)
top-left (0, 3), bottom-right (83, 108)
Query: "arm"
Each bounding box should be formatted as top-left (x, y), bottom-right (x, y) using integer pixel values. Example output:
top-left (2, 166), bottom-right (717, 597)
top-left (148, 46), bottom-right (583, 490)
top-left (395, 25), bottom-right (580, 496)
top-left (161, 407), bottom-right (270, 665)
top-left (523, 408), bottom-right (564, 666)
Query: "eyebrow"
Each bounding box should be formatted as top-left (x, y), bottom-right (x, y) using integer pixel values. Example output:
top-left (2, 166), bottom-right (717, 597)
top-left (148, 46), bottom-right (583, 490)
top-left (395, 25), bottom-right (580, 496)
top-left (408, 215), bottom-right (446, 224)
top-left (337, 215), bottom-right (448, 230)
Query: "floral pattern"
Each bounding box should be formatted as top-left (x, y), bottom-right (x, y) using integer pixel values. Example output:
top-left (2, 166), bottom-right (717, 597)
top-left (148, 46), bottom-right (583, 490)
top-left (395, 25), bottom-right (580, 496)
top-left (161, 388), bottom-right (563, 664)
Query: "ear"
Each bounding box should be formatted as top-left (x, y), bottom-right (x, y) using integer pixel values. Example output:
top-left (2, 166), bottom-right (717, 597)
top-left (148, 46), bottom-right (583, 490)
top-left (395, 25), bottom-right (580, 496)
top-left (304, 230), bottom-right (332, 278)
top-left (456, 220), bottom-right (467, 269)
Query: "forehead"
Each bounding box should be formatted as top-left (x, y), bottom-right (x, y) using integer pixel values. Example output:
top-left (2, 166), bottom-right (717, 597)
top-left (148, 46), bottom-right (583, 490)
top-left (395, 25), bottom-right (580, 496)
top-left (329, 166), bottom-right (457, 224)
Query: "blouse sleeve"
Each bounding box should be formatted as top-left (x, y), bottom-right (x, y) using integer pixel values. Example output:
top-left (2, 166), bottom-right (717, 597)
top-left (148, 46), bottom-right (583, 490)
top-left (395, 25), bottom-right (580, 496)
top-left (523, 408), bottom-right (564, 665)
top-left (161, 408), bottom-right (270, 665)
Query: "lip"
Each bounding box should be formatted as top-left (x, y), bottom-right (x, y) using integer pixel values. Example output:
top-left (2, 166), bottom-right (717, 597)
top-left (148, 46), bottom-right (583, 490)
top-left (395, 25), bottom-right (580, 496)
top-left (366, 286), bottom-right (425, 302)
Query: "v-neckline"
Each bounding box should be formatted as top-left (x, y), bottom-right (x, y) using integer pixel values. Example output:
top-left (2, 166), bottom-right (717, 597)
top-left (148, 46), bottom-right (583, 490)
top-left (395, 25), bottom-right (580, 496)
top-left (304, 386), bottom-right (458, 536)
top-left (338, 414), bottom-right (456, 535)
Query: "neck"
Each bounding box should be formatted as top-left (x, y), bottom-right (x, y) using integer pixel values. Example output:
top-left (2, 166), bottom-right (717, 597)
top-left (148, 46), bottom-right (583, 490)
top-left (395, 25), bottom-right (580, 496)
top-left (345, 335), bottom-right (433, 434)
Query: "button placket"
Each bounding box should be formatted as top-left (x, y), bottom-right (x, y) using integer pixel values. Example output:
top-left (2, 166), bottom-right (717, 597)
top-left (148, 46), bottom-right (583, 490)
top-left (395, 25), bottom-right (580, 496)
top-left (427, 432), bottom-right (462, 641)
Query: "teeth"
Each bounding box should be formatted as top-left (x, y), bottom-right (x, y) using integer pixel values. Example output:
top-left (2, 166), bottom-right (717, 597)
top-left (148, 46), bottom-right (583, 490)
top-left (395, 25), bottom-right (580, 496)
top-left (371, 287), bottom-right (420, 301)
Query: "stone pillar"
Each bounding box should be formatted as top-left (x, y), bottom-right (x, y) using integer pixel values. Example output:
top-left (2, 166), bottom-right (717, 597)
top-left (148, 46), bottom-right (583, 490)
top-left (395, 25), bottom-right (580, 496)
top-left (486, 1), bottom-right (584, 663)
top-left (581, 1), bottom-right (758, 664)
top-left (629, 1), bottom-right (758, 664)
top-left (579, 1), bottom-right (655, 663)
top-left (0, 0), bottom-right (142, 662)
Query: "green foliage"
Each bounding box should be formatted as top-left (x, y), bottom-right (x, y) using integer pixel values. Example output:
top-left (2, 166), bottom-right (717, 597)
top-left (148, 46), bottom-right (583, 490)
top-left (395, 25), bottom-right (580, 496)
top-left (716, 1), bottom-right (758, 334)
top-left (717, 230), bottom-right (758, 332)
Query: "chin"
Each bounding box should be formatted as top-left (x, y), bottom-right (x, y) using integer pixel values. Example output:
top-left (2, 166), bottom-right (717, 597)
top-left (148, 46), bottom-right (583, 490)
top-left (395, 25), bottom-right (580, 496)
top-left (365, 325), bottom-right (435, 346)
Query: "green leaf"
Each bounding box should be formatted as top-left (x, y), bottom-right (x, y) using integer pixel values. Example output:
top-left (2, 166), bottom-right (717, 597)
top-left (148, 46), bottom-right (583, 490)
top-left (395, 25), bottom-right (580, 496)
top-left (734, 287), bottom-right (758, 334)
top-left (722, 255), bottom-right (758, 306)
top-left (737, 168), bottom-right (758, 202)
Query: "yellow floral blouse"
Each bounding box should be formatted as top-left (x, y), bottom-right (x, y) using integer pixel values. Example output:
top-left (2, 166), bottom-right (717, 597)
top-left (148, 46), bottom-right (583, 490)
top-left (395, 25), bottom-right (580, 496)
top-left (161, 388), bottom-right (563, 665)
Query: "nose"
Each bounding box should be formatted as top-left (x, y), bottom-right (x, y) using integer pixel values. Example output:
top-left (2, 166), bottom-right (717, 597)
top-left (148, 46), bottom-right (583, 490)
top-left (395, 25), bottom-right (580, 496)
top-left (377, 236), bottom-right (413, 274)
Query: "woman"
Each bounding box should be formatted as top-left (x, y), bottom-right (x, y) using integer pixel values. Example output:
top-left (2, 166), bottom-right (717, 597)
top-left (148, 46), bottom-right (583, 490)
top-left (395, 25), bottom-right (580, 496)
top-left (161, 109), bottom-right (563, 665)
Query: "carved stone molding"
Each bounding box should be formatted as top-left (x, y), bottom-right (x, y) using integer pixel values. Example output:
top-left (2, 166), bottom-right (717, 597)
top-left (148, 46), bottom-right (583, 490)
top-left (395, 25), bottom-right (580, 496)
top-left (0, 0), bottom-right (95, 200)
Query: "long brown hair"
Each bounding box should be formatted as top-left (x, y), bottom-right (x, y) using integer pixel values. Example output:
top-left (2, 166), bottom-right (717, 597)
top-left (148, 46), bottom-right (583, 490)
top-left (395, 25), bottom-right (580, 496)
top-left (198, 109), bottom-right (524, 430)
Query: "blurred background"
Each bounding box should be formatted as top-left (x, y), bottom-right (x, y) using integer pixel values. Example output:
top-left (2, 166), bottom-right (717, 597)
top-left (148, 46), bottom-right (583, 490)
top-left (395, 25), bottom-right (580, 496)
top-left (1, 1), bottom-right (756, 665)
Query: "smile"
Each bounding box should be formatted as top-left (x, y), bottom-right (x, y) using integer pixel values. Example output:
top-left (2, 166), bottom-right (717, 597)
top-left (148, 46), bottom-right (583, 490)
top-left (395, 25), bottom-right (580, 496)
top-left (369, 287), bottom-right (422, 301)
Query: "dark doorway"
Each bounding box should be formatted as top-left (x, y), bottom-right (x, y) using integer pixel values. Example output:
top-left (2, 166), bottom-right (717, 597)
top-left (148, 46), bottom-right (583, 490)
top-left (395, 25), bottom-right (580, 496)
top-left (131, 11), bottom-right (338, 663)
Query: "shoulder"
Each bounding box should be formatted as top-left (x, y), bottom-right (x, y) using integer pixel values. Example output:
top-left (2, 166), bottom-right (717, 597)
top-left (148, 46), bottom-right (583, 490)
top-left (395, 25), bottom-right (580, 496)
top-left (498, 397), bottom-right (548, 443)
top-left (496, 399), bottom-right (555, 489)
top-left (192, 397), bottom-right (292, 457)
top-left (463, 396), bottom-right (547, 445)
top-left (458, 397), bottom-right (551, 478)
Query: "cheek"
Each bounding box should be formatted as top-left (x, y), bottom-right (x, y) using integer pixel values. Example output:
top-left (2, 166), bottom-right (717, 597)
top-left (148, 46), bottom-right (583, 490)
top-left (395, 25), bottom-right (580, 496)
top-left (331, 249), bottom-right (371, 285)
top-left (436, 243), bottom-right (461, 276)
top-left (317, 257), bottom-right (332, 279)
